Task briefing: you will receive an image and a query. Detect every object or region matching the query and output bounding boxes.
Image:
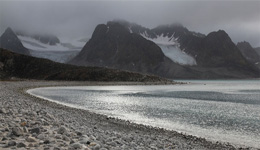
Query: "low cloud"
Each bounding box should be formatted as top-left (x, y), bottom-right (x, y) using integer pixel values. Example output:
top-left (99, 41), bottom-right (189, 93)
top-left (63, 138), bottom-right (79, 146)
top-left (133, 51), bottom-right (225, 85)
top-left (0, 0), bottom-right (259, 47)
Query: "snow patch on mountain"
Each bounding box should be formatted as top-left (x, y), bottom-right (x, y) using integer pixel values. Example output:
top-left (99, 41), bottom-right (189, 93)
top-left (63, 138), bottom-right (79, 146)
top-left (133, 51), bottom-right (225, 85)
top-left (18, 35), bottom-right (70, 51)
top-left (160, 45), bottom-right (197, 65)
top-left (140, 33), bottom-right (196, 65)
top-left (18, 36), bottom-right (86, 51)
top-left (141, 32), bottom-right (179, 46)
top-left (30, 50), bottom-right (79, 63)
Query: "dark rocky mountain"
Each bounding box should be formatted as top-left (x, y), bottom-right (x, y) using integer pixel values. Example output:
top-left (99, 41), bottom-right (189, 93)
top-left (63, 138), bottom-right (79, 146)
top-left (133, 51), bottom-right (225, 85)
top-left (16, 31), bottom-right (60, 45)
top-left (69, 22), bottom-right (259, 79)
top-left (254, 47), bottom-right (260, 56)
top-left (237, 41), bottom-right (260, 68)
top-left (0, 48), bottom-right (166, 82)
top-left (0, 27), bottom-right (30, 56)
top-left (69, 22), bottom-right (196, 79)
top-left (115, 20), bottom-right (252, 68)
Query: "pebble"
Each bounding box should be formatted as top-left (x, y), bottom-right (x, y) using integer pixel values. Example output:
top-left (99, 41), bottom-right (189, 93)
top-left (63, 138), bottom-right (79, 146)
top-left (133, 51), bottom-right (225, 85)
top-left (0, 108), bottom-right (6, 114)
top-left (0, 81), bottom-right (238, 150)
top-left (26, 136), bottom-right (37, 142)
top-left (8, 140), bottom-right (16, 147)
top-left (17, 142), bottom-right (26, 148)
top-left (57, 126), bottom-right (67, 135)
top-left (11, 127), bottom-right (23, 136)
top-left (70, 142), bottom-right (83, 149)
top-left (37, 133), bottom-right (45, 140)
top-left (30, 127), bottom-right (41, 134)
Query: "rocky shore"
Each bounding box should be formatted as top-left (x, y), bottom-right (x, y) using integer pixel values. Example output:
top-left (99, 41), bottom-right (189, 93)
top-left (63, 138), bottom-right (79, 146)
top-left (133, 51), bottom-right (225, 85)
top-left (0, 80), bottom-right (249, 150)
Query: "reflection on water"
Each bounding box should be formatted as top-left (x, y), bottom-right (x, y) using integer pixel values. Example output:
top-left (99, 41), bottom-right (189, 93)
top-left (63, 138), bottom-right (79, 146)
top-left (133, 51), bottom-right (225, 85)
top-left (28, 80), bottom-right (260, 148)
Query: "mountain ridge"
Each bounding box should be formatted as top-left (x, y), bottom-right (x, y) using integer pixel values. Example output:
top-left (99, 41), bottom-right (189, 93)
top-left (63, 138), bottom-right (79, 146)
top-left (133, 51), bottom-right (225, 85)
top-left (0, 27), bottom-right (30, 56)
top-left (0, 48), bottom-right (167, 82)
top-left (69, 21), bottom-right (260, 79)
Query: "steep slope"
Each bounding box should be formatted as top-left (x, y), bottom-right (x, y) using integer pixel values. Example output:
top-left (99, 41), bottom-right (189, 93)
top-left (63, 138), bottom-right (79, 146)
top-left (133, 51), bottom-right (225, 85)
top-left (237, 41), bottom-right (260, 68)
top-left (70, 22), bottom-right (259, 79)
top-left (69, 23), bottom-right (199, 79)
top-left (113, 20), bottom-right (259, 77)
top-left (115, 20), bottom-right (198, 65)
top-left (0, 48), bottom-right (166, 82)
top-left (255, 47), bottom-right (260, 55)
top-left (0, 27), bottom-right (30, 56)
top-left (198, 30), bottom-right (249, 67)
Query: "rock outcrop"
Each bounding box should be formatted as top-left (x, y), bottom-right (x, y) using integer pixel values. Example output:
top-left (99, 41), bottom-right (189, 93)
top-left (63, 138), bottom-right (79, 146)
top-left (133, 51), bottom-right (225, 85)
top-left (0, 28), bottom-right (30, 56)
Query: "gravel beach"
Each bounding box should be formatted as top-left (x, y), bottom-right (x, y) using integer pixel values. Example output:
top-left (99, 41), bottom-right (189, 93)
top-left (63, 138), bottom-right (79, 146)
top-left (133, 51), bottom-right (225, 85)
top-left (0, 80), bottom-right (250, 150)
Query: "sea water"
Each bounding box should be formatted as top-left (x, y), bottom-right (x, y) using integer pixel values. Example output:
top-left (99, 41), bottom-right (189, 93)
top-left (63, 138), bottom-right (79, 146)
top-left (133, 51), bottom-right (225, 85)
top-left (27, 80), bottom-right (260, 148)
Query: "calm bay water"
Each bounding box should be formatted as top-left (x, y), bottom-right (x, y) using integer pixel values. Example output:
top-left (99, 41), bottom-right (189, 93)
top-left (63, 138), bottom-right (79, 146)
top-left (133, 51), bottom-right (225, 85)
top-left (27, 80), bottom-right (260, 148)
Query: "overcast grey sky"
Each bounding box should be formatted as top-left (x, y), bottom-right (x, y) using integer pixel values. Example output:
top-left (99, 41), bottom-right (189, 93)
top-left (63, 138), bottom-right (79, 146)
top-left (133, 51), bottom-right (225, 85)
top-left (0, 0), bottom-right (260, 47)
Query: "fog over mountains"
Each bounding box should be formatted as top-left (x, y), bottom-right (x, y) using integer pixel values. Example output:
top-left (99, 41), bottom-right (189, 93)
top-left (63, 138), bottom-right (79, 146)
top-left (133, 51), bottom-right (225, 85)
top-left (1, 0), bottom-right (260, 47)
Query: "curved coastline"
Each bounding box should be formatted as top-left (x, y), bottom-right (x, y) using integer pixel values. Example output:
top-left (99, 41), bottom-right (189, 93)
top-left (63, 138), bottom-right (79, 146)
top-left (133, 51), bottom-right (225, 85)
top-left (0, 81), bottom-right (253, 149)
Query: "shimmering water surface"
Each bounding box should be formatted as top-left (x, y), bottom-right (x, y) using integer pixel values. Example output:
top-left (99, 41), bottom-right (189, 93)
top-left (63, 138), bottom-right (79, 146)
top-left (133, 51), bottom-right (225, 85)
top-left (27, 80), bottom-right (260, 148)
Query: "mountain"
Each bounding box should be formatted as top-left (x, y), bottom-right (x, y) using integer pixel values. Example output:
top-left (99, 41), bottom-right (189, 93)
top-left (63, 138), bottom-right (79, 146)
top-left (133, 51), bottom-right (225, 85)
top-left (69, 22), bottom-right (205, 79)
top-left (0, 48), bottom-right (166, 82)
top-left (69, 21), bottom-right (259, 79)
top-left (110, 20), bottom-right (259, 77)
top-left (14, 31), bottom-right (85, 63)
top-left (116, 20), bottom-right (253, 68)
top-left (0, 27), bottom-right (30, 56)
top-left (254, 47), bottom-right (260, 56)
top-left (237, 41), bottom-right (260, 68)
top-left (16, 31), bottom-right (60, 45)
top-left (16, 31), bottom-right (68, 51)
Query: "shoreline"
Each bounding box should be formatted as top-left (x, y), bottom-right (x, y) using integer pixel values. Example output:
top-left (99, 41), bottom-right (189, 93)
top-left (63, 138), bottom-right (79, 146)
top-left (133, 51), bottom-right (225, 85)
top-left (0, 80), bottom-right (254, 149)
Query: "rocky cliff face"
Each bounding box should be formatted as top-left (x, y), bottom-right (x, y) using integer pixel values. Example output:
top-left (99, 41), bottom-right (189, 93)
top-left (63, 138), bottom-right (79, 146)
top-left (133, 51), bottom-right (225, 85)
top-left (113, 20), bottom-right (260, 77)
top-left (69, 22), bottom-right (201, 79)
top-left (69, 21), bottom-right (259, 79)
top-left (198, 30), bottom-right (249, 68)
top-left (116, 21), bottom-right (252, 68)
top-left (0, 28), bottom-right (30, 56)
top-left (255, 47), bottom-right (260, 56)
top-left (237, 41), bottom-right (260, 67)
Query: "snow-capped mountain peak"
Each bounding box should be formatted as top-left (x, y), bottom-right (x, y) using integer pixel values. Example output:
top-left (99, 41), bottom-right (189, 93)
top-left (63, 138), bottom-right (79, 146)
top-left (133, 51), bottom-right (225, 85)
top-left (141, 32), bottom-right (179, 46)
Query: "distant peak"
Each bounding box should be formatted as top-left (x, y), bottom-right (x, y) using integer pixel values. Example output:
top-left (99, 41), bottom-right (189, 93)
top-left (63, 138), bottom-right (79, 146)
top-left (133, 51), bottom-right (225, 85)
top-left (207, 30), bottom-right (228, 37)
top-left (4, 27), bottom-right (15, 35)
top-left (237, 41), bottom-right (250, 45)
top-left (237, 41), bottom-right (253, 49)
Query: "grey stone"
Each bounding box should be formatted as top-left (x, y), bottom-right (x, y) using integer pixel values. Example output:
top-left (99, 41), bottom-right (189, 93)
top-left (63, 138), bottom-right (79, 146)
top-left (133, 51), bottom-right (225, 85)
top-left (12, 127), bottom-right (23, 136)
top-left (76, 131), bottom-right (82, 136)
top-left (79, 137), bottom-right (90, 145)
top-left (37, 134), bottom-right (45, 140)
top-left (30, 127), bottom-right (40, 134)
top-left (1, 136), bottom-right (7, 141)
top-left (0, 108), bottom-right (6, 114)
top-left (17, 142), bottom-right (26, 148)
top-left (57, 126), bottom-right (67, 135)
top-left (93, 144), bottom-right (101, 150)
top-left (43, 140), bottom-right (50, 144)
top-left (62, 135), bottom-right (70, 141)
top-left (70, 139), bottom-right (75, 144)
top-left (26, 136), bottom-right (37, 142)
top-left (70, 142), bottom-right (83, 149)
top-left (8, 141), bottom-right (16, 146)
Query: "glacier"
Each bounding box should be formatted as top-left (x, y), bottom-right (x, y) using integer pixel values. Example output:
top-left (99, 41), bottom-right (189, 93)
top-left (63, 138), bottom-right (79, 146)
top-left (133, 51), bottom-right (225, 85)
top-left (159, 45), bottom-right (197, 65)
top-left (30, 50), bottom-right (79, 63)
top-left (17, 35), bottom-right (86, 63)
top-left (140, 33), bottom-right (197, 66)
